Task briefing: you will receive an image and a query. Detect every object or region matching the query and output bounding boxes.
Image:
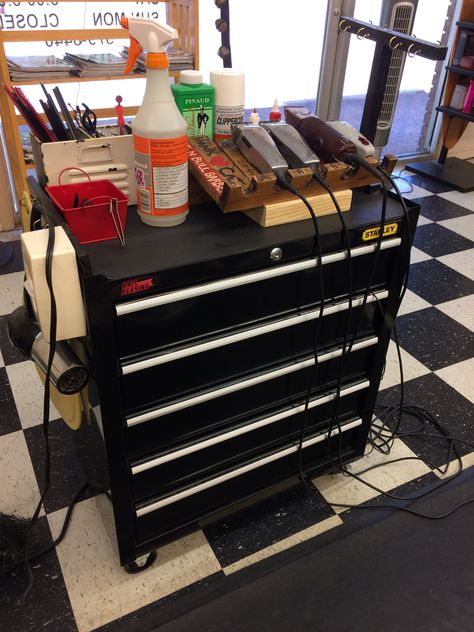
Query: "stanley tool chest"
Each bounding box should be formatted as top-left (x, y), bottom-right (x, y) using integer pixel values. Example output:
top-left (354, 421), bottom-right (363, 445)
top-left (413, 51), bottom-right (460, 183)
top-left (31, 179), bottom-right (418, 568)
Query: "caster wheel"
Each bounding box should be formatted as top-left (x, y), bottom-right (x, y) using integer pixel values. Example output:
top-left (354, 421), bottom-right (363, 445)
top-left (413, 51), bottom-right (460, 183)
top-left (124, 550), bottom-right (157, 574)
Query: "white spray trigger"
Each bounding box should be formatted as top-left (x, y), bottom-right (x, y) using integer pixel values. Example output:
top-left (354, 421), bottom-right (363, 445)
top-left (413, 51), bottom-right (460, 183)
top-left (124, 17), bottom-right (178, 53)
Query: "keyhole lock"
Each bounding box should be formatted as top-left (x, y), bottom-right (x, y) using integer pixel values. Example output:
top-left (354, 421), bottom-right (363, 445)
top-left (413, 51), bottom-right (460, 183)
top-left (270, 247), bottom-right (282, 261)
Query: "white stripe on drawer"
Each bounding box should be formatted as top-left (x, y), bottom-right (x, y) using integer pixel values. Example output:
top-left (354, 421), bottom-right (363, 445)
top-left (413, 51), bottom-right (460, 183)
top-left (135, 417), bottom-right (363, 517)
top-left (116, 238), bottom-right (401, 316)
top-left (126, 336), bottom-right (378, 427)
top-left (122, 290), bottom-right (388, 375)
top-left (131, 380), bottom-right (369, 474)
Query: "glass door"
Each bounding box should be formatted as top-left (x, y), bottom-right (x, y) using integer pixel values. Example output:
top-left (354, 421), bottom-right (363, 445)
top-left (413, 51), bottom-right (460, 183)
top-left (339, 0), bottom-right (458, 157)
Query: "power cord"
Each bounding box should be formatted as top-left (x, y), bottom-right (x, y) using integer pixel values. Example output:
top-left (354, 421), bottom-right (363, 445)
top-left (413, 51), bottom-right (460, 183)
top-left (275, 176), bottom-right (326, 482)
top-left (0, 221), bottom-right (90, 598)
top-left (304, 160), bottom-right (474, 520)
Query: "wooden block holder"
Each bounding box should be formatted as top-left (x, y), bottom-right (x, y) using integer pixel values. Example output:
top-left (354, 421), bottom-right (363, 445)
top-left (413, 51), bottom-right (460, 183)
top-left (187, 135), bottom-right (397, 213)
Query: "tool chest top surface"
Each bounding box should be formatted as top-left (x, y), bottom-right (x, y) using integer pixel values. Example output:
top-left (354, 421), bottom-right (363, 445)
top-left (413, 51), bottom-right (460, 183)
top-left (78, 189), bottom-right (413, 284)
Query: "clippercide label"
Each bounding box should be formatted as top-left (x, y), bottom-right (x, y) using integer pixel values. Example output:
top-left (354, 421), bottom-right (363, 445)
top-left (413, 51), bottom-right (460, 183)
top-left (134, 135), bottom-right (188, 216)
top-left (214, 104), bottom-right (244, 141)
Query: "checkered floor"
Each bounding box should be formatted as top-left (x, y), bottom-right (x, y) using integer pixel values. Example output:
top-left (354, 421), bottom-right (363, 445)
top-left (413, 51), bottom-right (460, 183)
top-left (1, 173), bottom-right (474, 632)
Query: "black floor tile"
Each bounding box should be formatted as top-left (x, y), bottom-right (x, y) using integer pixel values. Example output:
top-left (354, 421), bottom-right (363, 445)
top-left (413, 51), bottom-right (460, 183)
top-left (408, 259), bottom-right (474, 304)
top-left (395, 307), bottom-right (474, 371)
top-left (376, 373), bottom-right (474, 468)
top-left (339, 470), bottom-right (440, 522)
top-left (415, 194), bottom-right (474, 222)
top-left (0, 367), bottom-right (21, 436)
top-left (0, 516), bottom-right (78, 632)
top-left (0, 240), bottom-right (24, 275)
top-left (203, 482), bottom-right (336, 568)
top-left (413, 223), bottom-right (473, 258)
top-left (24, 418), bottom-right (99, 514)
top-left (0, 314), bottom-right (26, 366)
top-left (402, 174), bottom-right (453, 195)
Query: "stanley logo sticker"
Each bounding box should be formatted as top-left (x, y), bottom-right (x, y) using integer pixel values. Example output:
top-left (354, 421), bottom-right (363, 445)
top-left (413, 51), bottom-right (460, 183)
top-left (362, 223), bottom-right (399, 241)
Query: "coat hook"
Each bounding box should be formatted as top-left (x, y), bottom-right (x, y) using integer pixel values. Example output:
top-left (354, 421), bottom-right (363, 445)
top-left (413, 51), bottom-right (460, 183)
top-left (389, 36), bottom-right (402, 50)
top-left (407, 43), bottom-right (421, 57)
top-left (339, 19), bottom-right (351, 32)
top-left (357, 27), bottom-right (370, 40)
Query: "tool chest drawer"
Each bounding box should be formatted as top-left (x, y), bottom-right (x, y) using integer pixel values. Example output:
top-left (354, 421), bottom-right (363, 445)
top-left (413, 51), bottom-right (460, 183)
top-left (120, 291), bottom-right (386, 414)
top-left (133, 417), bottom-right (362, 543)
top-left (115, 239), bottom-right (400, 361)
top-left (130, 380), bottom-right (369, 502)
top-left (125, 336), bottom-right (378, 459)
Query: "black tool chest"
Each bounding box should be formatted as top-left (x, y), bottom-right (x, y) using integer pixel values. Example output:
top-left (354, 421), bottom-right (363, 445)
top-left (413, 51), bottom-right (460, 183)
top-left (31, 179), bottom-right (418, 567)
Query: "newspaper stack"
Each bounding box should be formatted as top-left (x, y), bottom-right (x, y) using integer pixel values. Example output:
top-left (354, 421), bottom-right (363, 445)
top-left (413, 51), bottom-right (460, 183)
top-left (7, 56), bottom-right (75, 81)
top-left (65, 53), bottom-right (127, 77)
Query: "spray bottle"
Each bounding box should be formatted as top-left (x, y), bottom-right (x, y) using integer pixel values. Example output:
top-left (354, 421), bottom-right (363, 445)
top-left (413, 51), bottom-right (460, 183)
top-left (121, 17), bottom-right (188, 227)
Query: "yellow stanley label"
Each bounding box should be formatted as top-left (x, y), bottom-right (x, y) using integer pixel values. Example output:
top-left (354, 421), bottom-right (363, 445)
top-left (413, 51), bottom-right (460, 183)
top-left (362, 223), bottom-right (399, 241)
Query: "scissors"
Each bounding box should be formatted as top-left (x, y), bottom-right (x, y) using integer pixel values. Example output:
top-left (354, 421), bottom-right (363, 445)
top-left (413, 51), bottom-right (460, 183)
top-left (81, 103), bottom-right (98, 137)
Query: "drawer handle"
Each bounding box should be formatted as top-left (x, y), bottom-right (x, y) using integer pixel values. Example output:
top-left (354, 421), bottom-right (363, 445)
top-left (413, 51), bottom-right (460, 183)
top-left (116, 238), bottom-right (401, 316)
top-left (131, 379), bottom-right (370, 474)
top-left (135, 417), bottom-right (363, 517)
top-left (126, 336), bottom-right (378, 427)
top-left (121, 289), bottom-right (388, 375)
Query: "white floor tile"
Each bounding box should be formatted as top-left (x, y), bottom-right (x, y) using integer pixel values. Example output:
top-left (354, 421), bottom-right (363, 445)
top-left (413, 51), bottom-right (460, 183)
top-left (313, 438), bottom-right (431, 512)
top-left (48, 495), bottom-right (221, 632)
top-left (416, 215), bottom-right (432, 226)
top-left (379, 340), bottom-right (430, 391)
top-left (409, 246), bottom-right (432, 264)
top-left (397, 288), bottom-right (431, 316)
top-left (0, 271), bottom-right (24, 317)
top-left (436, 294), bottom-right (474, 332)
top-left (438, 190), bottom-right (474, 213)
top-left (399, 184), bottom-right (435, 200)
top-left (438, 249), bottom-right (474, 281)
top-left (436, 357), bottom-right (474, 404)
top-left (0, 348), bottom-right (4, 369)
top-left (6, 361), bottom-right (59, 428)
top-left (0, 430), bottom-right (41, 517)
top-left (439, 214), bottom-right (474, 242)
top-left (223, 515), bottom-right (343, 575)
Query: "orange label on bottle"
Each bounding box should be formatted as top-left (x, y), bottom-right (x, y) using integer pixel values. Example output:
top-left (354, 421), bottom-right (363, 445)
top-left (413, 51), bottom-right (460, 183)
top-left (134, 135), bottom-right (189, 216)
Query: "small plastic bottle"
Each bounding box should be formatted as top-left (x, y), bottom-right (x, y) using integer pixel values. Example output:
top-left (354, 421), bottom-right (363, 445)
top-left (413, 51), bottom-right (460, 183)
top-left (269, 99), bottom-right (281, 121)
top-left (249, 108), bottom-right (260, 124)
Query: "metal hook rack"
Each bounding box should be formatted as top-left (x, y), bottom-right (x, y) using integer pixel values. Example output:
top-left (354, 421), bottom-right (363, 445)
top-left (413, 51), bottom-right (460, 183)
top-left (338, 17), bottom-right (447, 60)
top-left (337, 16), bottom-right (448, 143)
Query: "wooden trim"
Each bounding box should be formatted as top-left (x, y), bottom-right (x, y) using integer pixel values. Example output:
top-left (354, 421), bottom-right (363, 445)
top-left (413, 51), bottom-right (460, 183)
top-left (0, 29), bottom-right (127, 43)
top-left (0, 38), bottom-right (28, 225)
top-left (0, 142), bottom-right (16, 231)
top-left (12, 71), bottom-right (180, 87)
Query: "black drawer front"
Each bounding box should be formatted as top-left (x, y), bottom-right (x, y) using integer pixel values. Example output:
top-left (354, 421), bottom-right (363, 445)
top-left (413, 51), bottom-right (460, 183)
top-left (130, 388), bottom-right (367, 503)
top-left (116, 244), bottom-right (397, 361)
top-left (121, 301), bottom-right (379, 414)
top-left (125, 340), bottom-right (376, 459)
top-left (134, 421), bottom-right (361, 544)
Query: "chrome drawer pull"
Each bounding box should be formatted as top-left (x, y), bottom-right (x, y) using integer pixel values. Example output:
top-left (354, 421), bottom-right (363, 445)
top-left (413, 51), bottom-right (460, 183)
top-left (126, 336), bottom-right (378, 427)
top-left (122, 290), bottom-right (388, 375)
top-left (116, 238), bottom-right (400, 316)
top-left (135, 418), bottom-right (363, 517)
top-left (131, 380), bottom-right (369, 474)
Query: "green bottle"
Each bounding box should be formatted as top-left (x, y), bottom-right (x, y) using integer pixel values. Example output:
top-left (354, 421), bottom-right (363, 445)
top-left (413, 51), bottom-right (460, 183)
top-left (171, 70), bottom-right (215, 140)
